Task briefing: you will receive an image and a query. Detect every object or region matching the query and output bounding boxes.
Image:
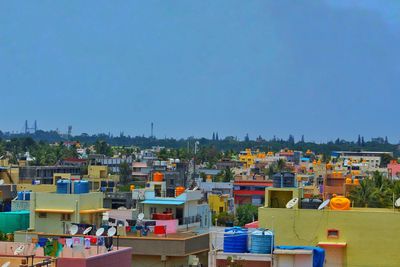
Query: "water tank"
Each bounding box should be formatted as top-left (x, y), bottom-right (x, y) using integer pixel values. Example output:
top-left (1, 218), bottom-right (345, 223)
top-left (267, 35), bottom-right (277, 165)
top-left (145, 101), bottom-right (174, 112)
top-left (272, 173), bottom-right (295, 188)
top-left (17, 191), bottom-right (31, 200)
top-left (153, 172), bottom-right (164, 182)
top-left (330, 196), bottom-right (350, 210)
top-left (57, 180), bottom-right (71, 194)
top-left (223, 227), bottom-right (248, 253)
top-left (250, 229), bottom-right (274, 254)
top-left (74, 180), bottom-right (90, 194)
top-left (175, 186), bottom-right (185, 197)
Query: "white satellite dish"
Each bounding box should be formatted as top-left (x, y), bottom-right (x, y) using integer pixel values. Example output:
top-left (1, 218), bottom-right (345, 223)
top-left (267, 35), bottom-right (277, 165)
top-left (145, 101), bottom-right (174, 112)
top-left (96, 228), bottom-right (105, 237)
top-left (1, 262), bottom-right (10, 267)
top-left (286, 198), bottom-right (299, 209)
top-left (107, 227), bottom-right (117, 237)
top-left (83, 226), bottom-right (92, 235)
top-left (117, 206), bottom-right (127, 210)
top-left (395, 198), bottom-right (400, 208)
top-left (138, 213), bottom-right (144, 221)
top-left (14, 245), bottom-right (25, 255)
top-left (191, 186), bottom-right (199, 191)
top-left (70, 225), bottom-right (79, 235)
top-left (318, 199), bottom-right (330, 210)
top-left (0, 180), bottom-right (4, 185)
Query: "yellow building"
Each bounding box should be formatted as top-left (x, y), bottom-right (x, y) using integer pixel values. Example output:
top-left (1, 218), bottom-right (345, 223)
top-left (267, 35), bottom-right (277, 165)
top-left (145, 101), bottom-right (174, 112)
top-left (208, 194), bottom-right (231, 214)
top-left (259, 189), bottom-right (400, 266)
top-left (30, 191), bottom-right (107, 234)
top-left (83, 165), bottom-right (119, 191)
top-left (239, 149), bottom-right (266, 169)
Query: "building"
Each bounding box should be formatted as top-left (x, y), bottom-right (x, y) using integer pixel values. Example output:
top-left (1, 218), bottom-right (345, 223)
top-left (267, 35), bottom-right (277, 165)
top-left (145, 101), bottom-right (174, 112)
top-left (84, 165), bottom-right (119, 191)
top-left (208, 193), bottom-right (234, 215)
top-left (92, 155), bottom-right (134, 173)
top-left (331, 151), bottom-right (393, 168)
top-left (234, 180), bottom-right (272, 206)
top-left (19, 166), bottom-right (81, 184)
top-left (7, 239), bottom-right (132, 267)
top-left (29, 191), bottom-right (108, 234)
top-left (259, 185), bottom-right (400, 267)
top-left (387, 160), bottom-right (400, 179)
top-left (139, 183), bottom-right (211, 229)
top-left (239, 149), bottom-right (267, 169)
top-left (197, 180), bottom-right (233, 197)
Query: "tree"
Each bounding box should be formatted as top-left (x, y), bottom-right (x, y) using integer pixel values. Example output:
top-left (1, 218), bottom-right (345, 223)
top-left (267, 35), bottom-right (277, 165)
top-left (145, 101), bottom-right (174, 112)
top-left (276, 159), bottom-right (286, 172)
top-left (223, 167), bottom-right (234, 182)
top-left (119, 161), bottom-right (131, 185)
top-left (236, 204), bottom-right (258, 226)
top-left (94, 140), bottom-right (112, 156)
top-left (288, 135), bottom-right (295, 145)
top-left (213, 212), bottom-right (235, 226)
top-left (380, 153), bottom-right (394, 167)
top-left (349, 179), bottom-right (377, 207)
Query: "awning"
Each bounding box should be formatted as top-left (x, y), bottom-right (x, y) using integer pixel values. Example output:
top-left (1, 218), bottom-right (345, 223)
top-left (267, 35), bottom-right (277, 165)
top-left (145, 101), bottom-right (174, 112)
top-left (80, 208), bottom-right (110, 214)
top-left (318, 242), bottom-right (347, 248)
top-left (35, 209), bottom-right (74, 214)
top-left (141, 200), bottom-right (184, 205)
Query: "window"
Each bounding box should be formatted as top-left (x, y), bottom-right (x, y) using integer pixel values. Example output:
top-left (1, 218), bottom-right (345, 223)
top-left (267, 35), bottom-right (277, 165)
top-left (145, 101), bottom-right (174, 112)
top-left (150, 207), bottom-right (157, 214)
top-left (61, 214), bottom-right (71, 221)
top-left (219, 207), bottom-right (224, 213)
top-left (327, 229), bottom-right (339, 238)
top-left (39, 213), bottom-right (47, 218)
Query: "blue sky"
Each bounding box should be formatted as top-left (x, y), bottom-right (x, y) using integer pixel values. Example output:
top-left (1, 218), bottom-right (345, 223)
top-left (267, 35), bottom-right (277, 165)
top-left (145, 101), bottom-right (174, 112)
top-left (1, 1), bottom-right (399, 142)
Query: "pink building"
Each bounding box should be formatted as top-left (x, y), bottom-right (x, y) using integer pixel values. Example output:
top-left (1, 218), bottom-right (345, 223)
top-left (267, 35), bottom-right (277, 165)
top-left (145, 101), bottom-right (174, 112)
top-left (388, 160), bottom-right (400, 179)
top-left (0, 241), bottom-right (132, 267)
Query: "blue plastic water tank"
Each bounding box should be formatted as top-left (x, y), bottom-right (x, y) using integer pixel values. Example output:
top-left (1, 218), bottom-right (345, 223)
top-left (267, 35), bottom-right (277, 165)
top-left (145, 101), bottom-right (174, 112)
top-left (250, 229), bottom-right (274, 254)
top-left (223, 227), bottom-right (248, 253)
top-left (74, 180), bottom-right (89, 194)
top-left (272, 173), bottom-right (295, 188)
top-left (57, 180), bottom-right (71, 194)
top-left (17, 191), bottom-right (31, 200)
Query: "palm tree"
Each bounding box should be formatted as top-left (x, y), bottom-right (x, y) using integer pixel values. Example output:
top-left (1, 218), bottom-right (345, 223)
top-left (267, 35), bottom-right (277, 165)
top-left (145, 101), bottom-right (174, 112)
top-left (349, 179), bottom-right (377, 207)
top-left (277, 159), bottom-right (286, 172)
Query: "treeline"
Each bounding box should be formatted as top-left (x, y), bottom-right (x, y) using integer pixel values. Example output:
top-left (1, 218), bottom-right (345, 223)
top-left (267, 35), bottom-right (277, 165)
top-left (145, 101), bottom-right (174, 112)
top-left (0, 130), bottom-right (399, 157)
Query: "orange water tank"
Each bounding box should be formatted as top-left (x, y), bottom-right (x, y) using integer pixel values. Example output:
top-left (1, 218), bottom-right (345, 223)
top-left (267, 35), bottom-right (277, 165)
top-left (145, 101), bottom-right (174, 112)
top-left (153, 172), bottom-right (164, 182)
top-left (354, 179), bottom-right (360, 185)
top-left (330, 196), bottom-right (351, 210)
top-left (345, 178), bottom-right (352, 184)
top-left (130, 185), bottom-right (135, 191)
top-left (175, 186), bottom-right (185, 197)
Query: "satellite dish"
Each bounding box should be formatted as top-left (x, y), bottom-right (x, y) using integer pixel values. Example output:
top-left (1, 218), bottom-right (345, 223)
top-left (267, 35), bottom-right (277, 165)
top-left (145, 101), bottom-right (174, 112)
top-left (83, 226), bottom-right (92, 235)
top-left (318, 199), bottom-right (330, 210)
top-left (395, 198), bottom-right (400, 208)
top-left (96, 228), bottom-right (105, 237)
top-left (138, 213), bottom-right (144, 221)
top-left (70, 225), bottom-right (79, 235)
top-left (1, 262), bottom-right (10, 267)
top-left (107, 227), bottom-right (117, 237)
top-left (14, 245), bottom-right (25, 255)
top-left (117, 206), bottom-right (127, 210)
top-left (0, 180), bottom-right (4, 185)
top-left (286, 198), bottom-right (299, 209)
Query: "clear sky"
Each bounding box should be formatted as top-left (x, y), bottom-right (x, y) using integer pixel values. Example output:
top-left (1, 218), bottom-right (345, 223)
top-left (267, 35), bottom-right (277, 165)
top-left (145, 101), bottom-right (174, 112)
top-left (1, 1), bottom-right (399, 142)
